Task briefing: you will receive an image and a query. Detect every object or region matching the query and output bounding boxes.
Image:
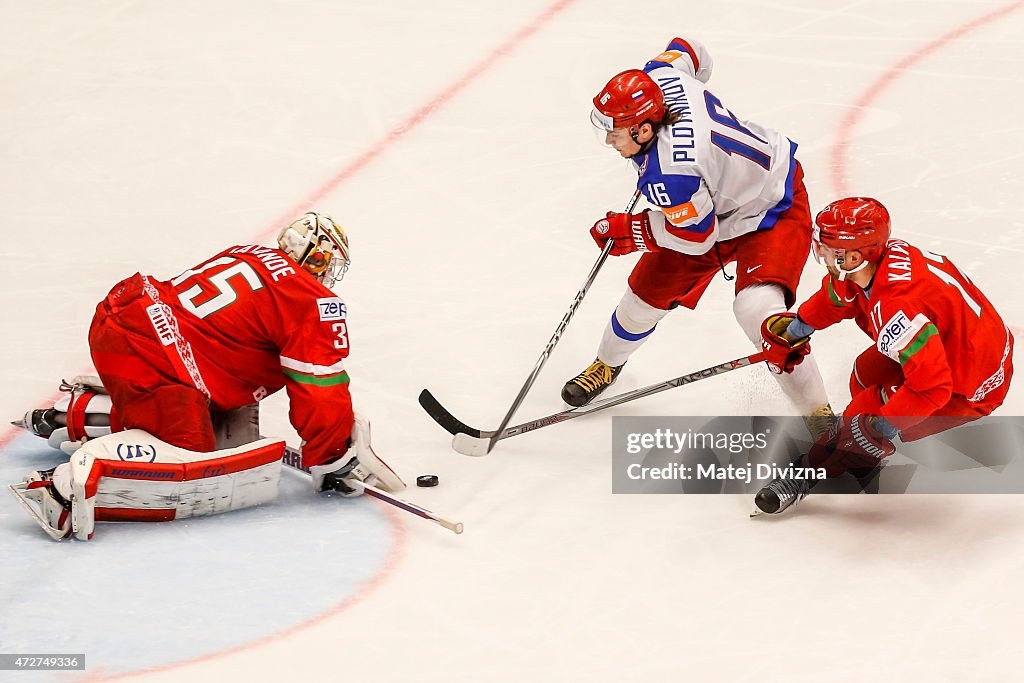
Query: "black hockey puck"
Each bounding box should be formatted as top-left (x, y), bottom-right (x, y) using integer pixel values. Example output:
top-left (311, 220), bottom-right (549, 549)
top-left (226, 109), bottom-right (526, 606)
top-left (416, 474), bottom-right (439, 488)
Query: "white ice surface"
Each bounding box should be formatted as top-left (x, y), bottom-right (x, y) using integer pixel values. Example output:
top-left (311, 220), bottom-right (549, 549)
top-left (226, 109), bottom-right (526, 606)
top-left (2, 1), bottom-right (1024, 681)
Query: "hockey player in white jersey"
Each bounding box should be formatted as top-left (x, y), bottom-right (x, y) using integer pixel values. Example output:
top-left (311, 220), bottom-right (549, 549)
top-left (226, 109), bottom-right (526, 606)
top-left (564, 37), bottom-right (833, 433)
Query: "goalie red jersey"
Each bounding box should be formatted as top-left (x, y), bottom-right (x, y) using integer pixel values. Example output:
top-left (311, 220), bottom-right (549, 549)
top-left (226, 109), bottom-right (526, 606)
top-left (797, 238), bottom-right (1013, 436)
top-left (89, 244), bottom-right (353, 466)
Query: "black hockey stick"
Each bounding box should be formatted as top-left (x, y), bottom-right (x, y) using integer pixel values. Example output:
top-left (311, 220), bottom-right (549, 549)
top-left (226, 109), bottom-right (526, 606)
top-left (419, 350), bottom-right (768, 456)
top-left (280, 445), bottom-right (464, 534)
top-left (428, 190), bottom-right (643, 455)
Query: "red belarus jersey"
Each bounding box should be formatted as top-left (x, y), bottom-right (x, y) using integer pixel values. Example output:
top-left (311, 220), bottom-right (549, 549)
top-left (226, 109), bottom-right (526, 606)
top-left (797, 239), bottom-right (1012, 431)
top-left (148, 244), bottom-right (353, 466)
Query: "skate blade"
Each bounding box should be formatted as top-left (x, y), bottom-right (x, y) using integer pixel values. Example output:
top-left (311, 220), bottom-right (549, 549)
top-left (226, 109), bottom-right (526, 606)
top-left (11, 418), bottom-right (26, 429)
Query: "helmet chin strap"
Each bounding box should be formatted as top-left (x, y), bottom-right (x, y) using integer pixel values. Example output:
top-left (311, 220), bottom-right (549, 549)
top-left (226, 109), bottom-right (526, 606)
top-left (628, 126), bottom-right (656, 158)
top-left (834, 254), bottom-right (871, 281)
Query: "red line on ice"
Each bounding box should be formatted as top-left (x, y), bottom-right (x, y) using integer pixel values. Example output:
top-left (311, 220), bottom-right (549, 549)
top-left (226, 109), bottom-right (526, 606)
top-left (35, 2), bottom-right (577, 682)
top-left (830, 0), bottom-right (1024, 195)
top-left (257, 0), bottom-right (577, 244)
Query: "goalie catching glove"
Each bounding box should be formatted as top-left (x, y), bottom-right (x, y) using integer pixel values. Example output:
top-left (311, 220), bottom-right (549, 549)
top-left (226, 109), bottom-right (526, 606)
top-left (590, 210), bottom-right (660, 256)
top-left (759, 313), bottom-right (811, 375)
top-left (308, 415), bottom-right (405, 496)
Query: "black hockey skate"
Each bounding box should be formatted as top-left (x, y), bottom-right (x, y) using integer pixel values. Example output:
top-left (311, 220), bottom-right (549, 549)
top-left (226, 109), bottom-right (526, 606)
top-left (13, 408), bottom-right (64, 438)
top-left (561, 358), bottom-right (624, 407)
top-left (751, 474), bottom-right (812, 517)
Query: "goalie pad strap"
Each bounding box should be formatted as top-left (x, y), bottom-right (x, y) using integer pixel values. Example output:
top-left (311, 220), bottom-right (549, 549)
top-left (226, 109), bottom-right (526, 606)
top-left (66, 390), bottom-right (93, 442)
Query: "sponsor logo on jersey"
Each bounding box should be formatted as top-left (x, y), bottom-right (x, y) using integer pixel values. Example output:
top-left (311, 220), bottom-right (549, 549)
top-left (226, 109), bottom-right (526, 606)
top-left (116, 443), bottom-right (158, 463)
top-left (876, 310), bottom-right (915, 360)
top-left (652, 50), bottom-right (682, 64)
top-left (317, 297), bottom-right (347, 321)
top-left (664, 202), bottom-right (697, 224)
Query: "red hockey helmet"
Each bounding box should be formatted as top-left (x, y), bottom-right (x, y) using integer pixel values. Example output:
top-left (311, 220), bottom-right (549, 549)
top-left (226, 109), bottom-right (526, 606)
top-left (813, 197), bottom-right (891, 267)
top-left (591, 69), bottom-right (666, 131)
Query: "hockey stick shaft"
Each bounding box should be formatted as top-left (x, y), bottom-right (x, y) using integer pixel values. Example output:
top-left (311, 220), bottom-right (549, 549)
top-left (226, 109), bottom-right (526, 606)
top-left (426, 351), bottom-right (767, 454)
top-left (491, 351), bottom-right (767, 441)
top-left (483, 190), bottom-right (643, 453)
top-left (281, 446), bottom-right (464, 534)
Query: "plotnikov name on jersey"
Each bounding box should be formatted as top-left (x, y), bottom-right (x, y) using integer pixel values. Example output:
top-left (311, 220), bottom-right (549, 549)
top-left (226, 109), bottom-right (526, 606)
top-left (625, 463), bottom-right (827, 486)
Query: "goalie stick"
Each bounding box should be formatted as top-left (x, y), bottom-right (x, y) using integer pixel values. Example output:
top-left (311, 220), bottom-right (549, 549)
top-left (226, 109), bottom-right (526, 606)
top-left (280, 446), bottom-right (464, 534)
top-left (420, 351), bottom-right (768, 456)
top-left (433, 190), bottom-right (643, 455)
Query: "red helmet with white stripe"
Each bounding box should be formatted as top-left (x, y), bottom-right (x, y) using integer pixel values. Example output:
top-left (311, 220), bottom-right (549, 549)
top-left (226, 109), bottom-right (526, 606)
top-left (591, 69), bottom-right (666, 131)
top-left (813, 197), bottom-right (891, 275)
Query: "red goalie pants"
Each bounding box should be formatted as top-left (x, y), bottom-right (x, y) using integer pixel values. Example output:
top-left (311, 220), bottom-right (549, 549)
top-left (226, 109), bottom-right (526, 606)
top-left (88, 274), bottom-right (217, 453)
top-left (627, 162), bottom-right (811, 310)
top-left (846, 345), bottom-right (1012, 442)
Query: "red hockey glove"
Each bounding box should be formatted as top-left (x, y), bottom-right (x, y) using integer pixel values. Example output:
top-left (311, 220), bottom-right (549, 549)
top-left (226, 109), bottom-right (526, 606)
top-left (806, 414), bottom-right (896, 477)
top-left (590, 210), bottom-right (660, 256)
top-left (760, 313), bottom-right (810, 374)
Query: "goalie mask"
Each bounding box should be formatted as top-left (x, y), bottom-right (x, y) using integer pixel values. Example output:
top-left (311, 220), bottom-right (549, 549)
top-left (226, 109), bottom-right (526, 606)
top-left (278, 212), bottom-right (351, 287)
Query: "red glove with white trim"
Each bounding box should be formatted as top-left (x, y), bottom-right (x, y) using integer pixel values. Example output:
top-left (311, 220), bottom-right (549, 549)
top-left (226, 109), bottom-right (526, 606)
top-left (590, 210), bottom-right (660, 256)
top-left (759, 313), bottom-right (810, 375)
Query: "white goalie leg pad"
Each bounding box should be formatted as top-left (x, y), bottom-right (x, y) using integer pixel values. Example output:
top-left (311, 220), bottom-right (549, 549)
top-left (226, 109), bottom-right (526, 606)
top-left (49, 391), bottom-right (114, 454)
top-left (597, 288), bottom-right (670, 367)
top-left (733, 284), bottom-right (830, 413)
top-left (18, 376), bottom-right (115, 455)
top-left (62, 429), bottom-right (285, 540)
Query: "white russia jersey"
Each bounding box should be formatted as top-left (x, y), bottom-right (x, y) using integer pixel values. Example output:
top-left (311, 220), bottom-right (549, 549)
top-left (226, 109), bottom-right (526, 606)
top-left (631, 38), bottom-right (799, 255)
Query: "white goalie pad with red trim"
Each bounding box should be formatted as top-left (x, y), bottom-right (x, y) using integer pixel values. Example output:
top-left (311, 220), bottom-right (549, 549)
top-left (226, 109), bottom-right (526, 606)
top-left (61, 429), bottom-right (285, 540)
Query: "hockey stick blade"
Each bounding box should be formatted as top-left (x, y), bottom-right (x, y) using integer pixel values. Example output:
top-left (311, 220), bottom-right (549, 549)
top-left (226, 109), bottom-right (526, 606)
top-left (280, 444), bottom-right (464, 534)
top-left (452, 432), bottom-right (490, 456)
top-left (417, 389), bottom-right (483, 437)
top-left (449, 351), bottom-right (767, 455)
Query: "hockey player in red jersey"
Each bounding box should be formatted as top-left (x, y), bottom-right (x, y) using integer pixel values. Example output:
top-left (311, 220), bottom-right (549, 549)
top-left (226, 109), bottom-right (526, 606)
top-left (13, 212), bottom-right (404, 540)
top-left (87, 212), bottom-right (357, 471)
top-left (564, 37), bottom-right (834, 437)
top-left (754, 197), bottom-right (1014, 515)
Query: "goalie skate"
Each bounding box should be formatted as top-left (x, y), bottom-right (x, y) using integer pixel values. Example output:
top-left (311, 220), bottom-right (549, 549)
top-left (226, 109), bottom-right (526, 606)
top-left (8, 468), bottom-right (73, 541)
